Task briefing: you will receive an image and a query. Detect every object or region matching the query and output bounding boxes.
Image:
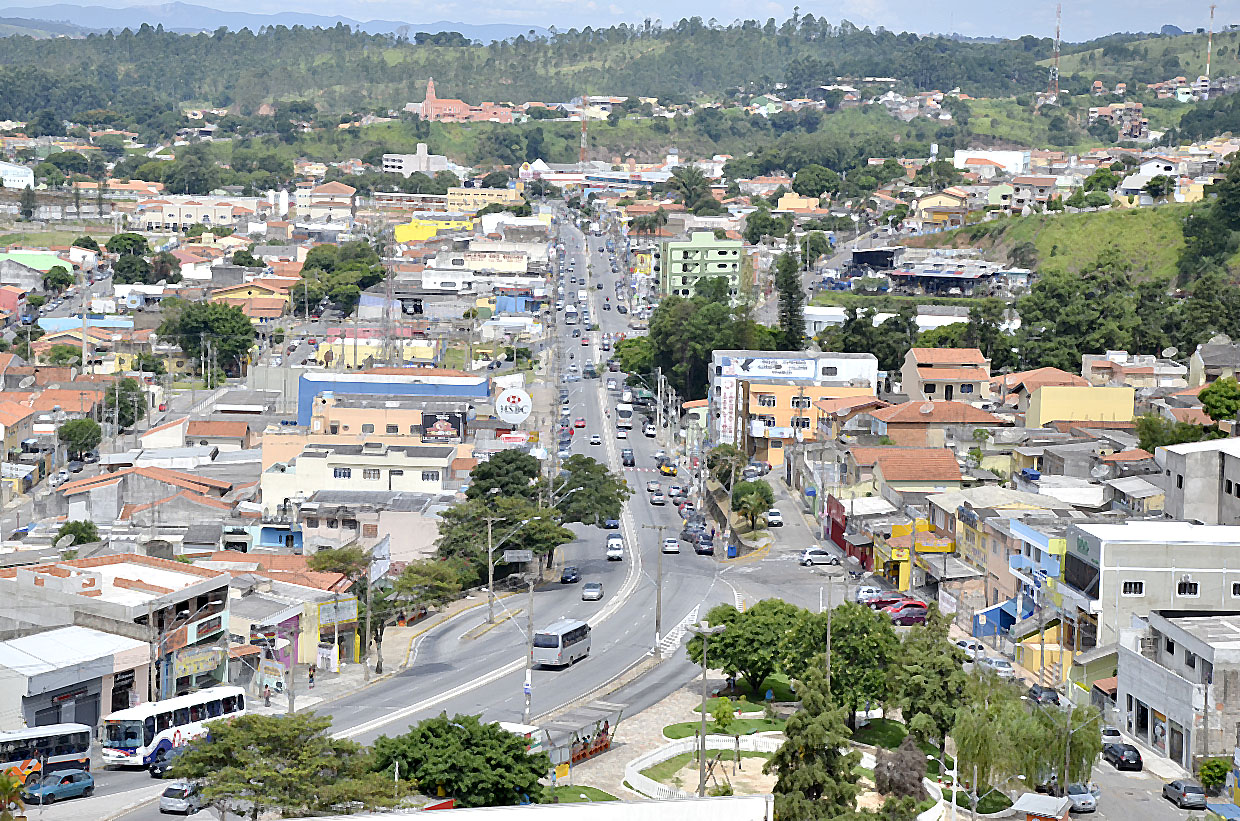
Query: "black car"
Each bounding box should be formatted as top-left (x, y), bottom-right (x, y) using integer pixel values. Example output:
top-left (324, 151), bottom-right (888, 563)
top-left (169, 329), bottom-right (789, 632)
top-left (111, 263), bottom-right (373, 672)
top-left (149, 745), bottom-right (187, 778)
top-left (621, 449), bottom-right (635, 466)
top-left (694, 538), bottom-right (715, 555)
top-left (602, 518), bottom-right (620, 529)
top-left (617, 305), bottom-right (628, 314)
top-left (560, 566), bottom-right (581, 584)
top-left (1026, 684), bottom-right (1061, 706)
top-left (1102, 742), bottom-right (1143, 771)
top-left (596, 283), bottom-right (604, 289)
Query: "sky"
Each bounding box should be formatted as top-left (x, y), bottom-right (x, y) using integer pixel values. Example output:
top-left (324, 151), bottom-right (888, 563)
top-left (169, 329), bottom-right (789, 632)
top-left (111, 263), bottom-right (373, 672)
top-left (5, 0), bottom-right (1237, 41)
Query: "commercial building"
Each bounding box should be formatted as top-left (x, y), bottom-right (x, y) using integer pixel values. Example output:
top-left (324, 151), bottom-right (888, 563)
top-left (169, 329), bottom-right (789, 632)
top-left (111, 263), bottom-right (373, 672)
top-left (709, 350), bottom-right (879, 464)
top-left (295, 370), bottom-right (490, 426)
top-left (0, 161), bottom-right (34, 190)
top-left (136, 195), bottom-right (276, 232)
top-left (656, 232), bottom-right (744, 298)
top-left (445, 187), bottom-right (524, 213)
top-left (381, 144), bottom-right (450, 177)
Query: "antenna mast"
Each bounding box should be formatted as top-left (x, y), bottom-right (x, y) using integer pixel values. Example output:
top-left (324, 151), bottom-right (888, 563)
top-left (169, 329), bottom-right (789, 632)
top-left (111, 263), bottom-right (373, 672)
top-left (1047, 3), bottom-right (1062, 105)
top-left (579, 92), bottom-right (588, 169)
top-left (1206, 3), bottom-right (1217, 99)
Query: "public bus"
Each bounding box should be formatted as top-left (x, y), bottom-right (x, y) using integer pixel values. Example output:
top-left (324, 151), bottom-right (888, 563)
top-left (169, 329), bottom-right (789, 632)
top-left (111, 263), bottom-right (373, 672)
top-left (531, 618), bottom-right (591, 667)
top-left (0, 724), bottom-right (92, 784)
top-left (564, 305), bottom-right (580, 326)
top-left (614, 402), bottom-right (634, 429)
top-left (101, 685), bottom-right (246, 769)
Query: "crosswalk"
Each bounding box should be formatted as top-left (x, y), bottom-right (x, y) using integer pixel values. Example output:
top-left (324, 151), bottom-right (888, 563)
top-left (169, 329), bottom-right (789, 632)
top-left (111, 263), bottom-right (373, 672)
top-left (657, 605), bottom-right (700, 656)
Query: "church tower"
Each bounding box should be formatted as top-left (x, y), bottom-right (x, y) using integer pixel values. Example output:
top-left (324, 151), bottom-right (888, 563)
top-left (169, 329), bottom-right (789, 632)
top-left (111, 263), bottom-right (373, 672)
top-left (425, 77), bottom-right (437, 102)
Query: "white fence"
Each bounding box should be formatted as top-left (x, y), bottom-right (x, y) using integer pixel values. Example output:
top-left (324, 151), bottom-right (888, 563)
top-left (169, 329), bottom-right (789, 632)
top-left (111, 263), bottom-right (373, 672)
top-left (626, 737), bottom-right (945, 821)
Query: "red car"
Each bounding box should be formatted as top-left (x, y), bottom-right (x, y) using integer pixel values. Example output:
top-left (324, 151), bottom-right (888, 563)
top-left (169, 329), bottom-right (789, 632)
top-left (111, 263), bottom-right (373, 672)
top-left (883, 600), bottom-right (929, 626)
top-left (574, 418), bottom-right (586, 428)
top-left (866, 592), bottom-right (915, 611)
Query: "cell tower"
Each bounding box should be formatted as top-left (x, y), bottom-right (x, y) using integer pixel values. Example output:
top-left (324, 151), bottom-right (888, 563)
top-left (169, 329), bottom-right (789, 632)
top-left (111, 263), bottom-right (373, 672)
top-left (1046, 3), bottom-right (1062, 105)
top-left (1206, 3), bottom-right (1218, 99)
top-left (579, 92), bottom-right (588, 169)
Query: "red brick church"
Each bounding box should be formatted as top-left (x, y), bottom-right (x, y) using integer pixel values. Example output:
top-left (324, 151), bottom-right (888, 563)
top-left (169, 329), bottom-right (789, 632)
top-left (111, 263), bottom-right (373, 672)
top-left (417, 78), bottom-right (514, 124)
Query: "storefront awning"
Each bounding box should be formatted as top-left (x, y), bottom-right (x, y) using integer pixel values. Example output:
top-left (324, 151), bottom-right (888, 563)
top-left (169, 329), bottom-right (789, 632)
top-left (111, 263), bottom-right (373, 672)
top-left (918, 553), bottom-right (982, 581)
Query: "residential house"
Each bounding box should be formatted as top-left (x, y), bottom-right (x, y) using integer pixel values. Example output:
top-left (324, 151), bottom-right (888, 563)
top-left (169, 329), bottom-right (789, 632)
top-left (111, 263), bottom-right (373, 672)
top-left (1010, 176), bottom-right (1058, 212)
top-left (657, 231), bottom-right (745, 299)
top-left (914, 188), bottom-right (970, 230)
top-left (1026, 386), bottom-right (1135, 429)
top-left (260, 443), bottom-right (456, 514)
top-left (59, 466), bottom-right (232, 526)
top-left (1081, 351), bottom-right (1188, 389)
top-left (872, 447), bottom-right (964, 507)
top-left (900, 347), bottom-right (991, 403)
top-left (300, 181), bottom-right (356, 223)
top-left (859, 400), bottom-right (1008, 448)
top-left (1158, 438), bottom-right (1240, 524)
top-left (185, 420), bottom-right (253, 451)
top-left (298, 490), bottom-right (443, 559)
top-left (1188, 341), bottom-right (1240, 387)
top-left (991, 367), bottom-right (1089, 411)
top-left (812, 396), bottom-right (891, 442)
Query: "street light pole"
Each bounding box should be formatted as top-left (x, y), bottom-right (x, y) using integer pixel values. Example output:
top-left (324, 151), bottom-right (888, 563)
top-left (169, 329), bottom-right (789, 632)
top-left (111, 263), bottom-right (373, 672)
top-left (523, 576), bottom-right (534, 723)
top-left (689, 622), bottom-right (726, 798)
top-left (641, 523), bottom-right (666, 656)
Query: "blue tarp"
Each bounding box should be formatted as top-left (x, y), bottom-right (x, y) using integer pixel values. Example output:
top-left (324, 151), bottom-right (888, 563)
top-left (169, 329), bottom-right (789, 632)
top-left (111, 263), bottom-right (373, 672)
top-left (1208, 802), bottom-right (1240, 819)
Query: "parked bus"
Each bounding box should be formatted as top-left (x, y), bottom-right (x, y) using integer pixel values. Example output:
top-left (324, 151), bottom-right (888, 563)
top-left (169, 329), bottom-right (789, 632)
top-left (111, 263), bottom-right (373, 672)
top-left (615, 403), bottom-right (634, 429)
top-left (101, 685), bottom-right (246, 769)
top-left (564, 305), bottom-right (580, 326)
top-left (531, 618), bottom-right (591, 667)
top-left (0, 724), bottom-right (92, 784)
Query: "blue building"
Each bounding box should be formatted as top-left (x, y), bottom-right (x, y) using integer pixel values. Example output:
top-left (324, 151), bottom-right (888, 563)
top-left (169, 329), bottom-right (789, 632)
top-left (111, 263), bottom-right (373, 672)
top-left (296, 370), bottom-right (490, 425)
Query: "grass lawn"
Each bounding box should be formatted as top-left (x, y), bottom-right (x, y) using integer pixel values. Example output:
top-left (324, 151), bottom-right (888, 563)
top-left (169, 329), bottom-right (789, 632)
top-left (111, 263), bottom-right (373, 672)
top-left (544, 786), bottom-right (617, 803)
top-left (439, 345), bottom-right (469, 370)
top-left (0, 230), bottom-right (110, 248)
top-left (640, 751), bottom-right (772, 786)
top-left (849, 718), bottom-right (954, 776)
top-left (729, 673), bottom-right (796, 703)
top-left (663, 718), bottom-right (784, 739)
top-left (693, 697), bottom-right (767, 713)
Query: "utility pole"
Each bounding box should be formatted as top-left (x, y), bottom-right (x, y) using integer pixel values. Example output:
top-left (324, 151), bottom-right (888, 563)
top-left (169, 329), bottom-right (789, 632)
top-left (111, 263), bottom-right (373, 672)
top-left (641, 523), bottom-right (666, 656)
top-left (147, 602), bottom-right (158, 701)
top-left (485, 516), bottom-right (502, 624)
top-left (362, 560), bottom-right (373, 683)
top-left (523, 575), bottom-right (534, 723)
top-left (286, 626), bottom-right (297, 713)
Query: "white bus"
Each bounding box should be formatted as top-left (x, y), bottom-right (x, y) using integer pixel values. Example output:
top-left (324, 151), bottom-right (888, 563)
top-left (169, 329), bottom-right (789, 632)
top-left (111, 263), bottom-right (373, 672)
top-left (531, 618), bottom-right (591, 667)
top-left (0, 723), bottom-right (92, 784)
top-left (101, 685), bottom-right (246, 769)
top-left (577, 289), bottom-right (588, 303)
top-left (564, 305), bottom-right (580, 326)
top-left (615, 403), bottom-right (634, 430)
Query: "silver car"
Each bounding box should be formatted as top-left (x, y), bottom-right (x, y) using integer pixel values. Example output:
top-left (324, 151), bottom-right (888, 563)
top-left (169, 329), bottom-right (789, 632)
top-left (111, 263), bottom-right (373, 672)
top-left (159, 782), bottom-right (203, 814)
top-left (1065, 783), bottom-right (1096, 813)
top-left (581, 582), bottom-right (604, 601)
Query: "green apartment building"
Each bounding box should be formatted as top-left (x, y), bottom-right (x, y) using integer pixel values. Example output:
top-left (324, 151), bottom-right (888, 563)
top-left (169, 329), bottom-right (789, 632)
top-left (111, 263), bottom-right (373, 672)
top-left (656, 231), bottom-right (744, 299)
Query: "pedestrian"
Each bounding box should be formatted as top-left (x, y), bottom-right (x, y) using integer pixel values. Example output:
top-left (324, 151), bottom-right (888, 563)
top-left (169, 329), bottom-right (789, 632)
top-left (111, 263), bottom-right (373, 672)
top-left (263, 684), bottom-right (271, 707)
top-left (308, 666), bottom-right (316, 689)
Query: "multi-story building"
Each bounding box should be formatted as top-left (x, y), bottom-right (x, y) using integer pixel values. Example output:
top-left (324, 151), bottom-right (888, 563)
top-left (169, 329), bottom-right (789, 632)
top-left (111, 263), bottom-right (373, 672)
top-left (900, 347), bottom-right (991, 403)
top-left (382, 144), bottom-right (450, 177)
top-left (137, 195), bottom-right (276, 232)
top-left (1158, 438), bottom-right (1240, 525)
top-left (260, 442), bottom-right (456, 514)
top-left (0, 161), bottom-right (34, 190)
top-left (297, 181), bottom-right (355, 223)
top-left (656, 232), bottom-right (744, 298)
top-left (298, 489), bottom-right (443, 558)
top-left (294, 369), bottom-right (490, 426)
top-left (1081, 350), bottom-right (1188, 389)
top-left (1010, 176), bottom-right (1059, 212)
top-left (445, 186), bottom-right (523, 213)
top-left (709, 350), bottom-right (879, 464)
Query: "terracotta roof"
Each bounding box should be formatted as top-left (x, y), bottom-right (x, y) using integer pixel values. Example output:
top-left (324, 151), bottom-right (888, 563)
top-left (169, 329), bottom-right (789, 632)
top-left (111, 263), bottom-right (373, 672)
top-left (813, 396), bottom-right (891, 417)
top-left (992, 367), bottom-right (1089, 392)
top-left (868, 401), bottom-right (1005, 425)
top-left (848, 446), bottom-right (899, 466)
top-left (140, 416), bottom-right (188, 438)
top-left (310, 181), bottom-right (357, 196)
top-left (451, 457), bottom-right (479, 472)
top-left (1169, 407), bottom-right (1213, 426)
top-left (0, 400), bottom-right (33, 428)
top-left (186, 420), bottom-right (250, 438)
top-left (681, 399), bottom-right (708, 409)
top-left (874, 448), bottom-right (962, 482)
top-left (916, 366), bottom-right (989, 381)
top-left (59, 465), bottom-right (230, 497)
top-left (1101, 448), bottom-right (1154, 462)
top-left (908, 347), bottom-right (987, 366)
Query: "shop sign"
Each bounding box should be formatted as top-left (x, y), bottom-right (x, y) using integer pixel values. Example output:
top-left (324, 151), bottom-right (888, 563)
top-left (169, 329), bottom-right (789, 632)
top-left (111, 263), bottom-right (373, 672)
top-left (174, 646), bottom-right (223, 678)
top-left (113, 670), bottom-right (135, 689)
top-left (318, 596), bottom-right (359, 626)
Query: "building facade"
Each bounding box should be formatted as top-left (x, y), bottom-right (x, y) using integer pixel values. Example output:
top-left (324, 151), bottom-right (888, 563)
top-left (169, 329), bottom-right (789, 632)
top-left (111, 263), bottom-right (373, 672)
top-left (657, 232), bottom-right (744, 298)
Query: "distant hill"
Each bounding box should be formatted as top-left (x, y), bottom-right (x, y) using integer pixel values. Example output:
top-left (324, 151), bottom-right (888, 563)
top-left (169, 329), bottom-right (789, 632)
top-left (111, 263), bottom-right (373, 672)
top-left (0, 1), bottom-right (545, 41)
top-left (1048, 29), bottom-right (1240, 82)
top-left (0, 13), bottom-right (94, 35)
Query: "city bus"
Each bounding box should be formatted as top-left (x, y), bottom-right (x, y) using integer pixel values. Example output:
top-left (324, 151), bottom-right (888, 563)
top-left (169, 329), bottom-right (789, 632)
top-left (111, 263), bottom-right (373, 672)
top-left (0, 724), bottom-right (92, 784)
top-left (614, 402), bottom-right (634, 429)
top-left (532, 618), bottom-right (591, 667)
top-left (564, 305), bottom-right (580, 326)
top-left (101, 685), bottom-right (246, 769)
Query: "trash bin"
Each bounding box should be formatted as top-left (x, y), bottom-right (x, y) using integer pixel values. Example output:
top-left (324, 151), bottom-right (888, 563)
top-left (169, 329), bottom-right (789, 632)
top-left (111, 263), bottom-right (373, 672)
top-left (727, 543), bottom-right (738, 559)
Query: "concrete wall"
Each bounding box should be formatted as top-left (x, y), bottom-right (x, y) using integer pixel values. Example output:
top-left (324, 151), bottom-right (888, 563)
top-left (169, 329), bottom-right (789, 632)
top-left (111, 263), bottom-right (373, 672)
top-left (1027, 386), bottom-right (1135, 429)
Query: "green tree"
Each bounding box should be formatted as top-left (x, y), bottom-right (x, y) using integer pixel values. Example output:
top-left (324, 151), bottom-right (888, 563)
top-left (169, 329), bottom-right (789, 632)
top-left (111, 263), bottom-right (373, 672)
top-left (372, 713), bottom-right (550, 808)
top-left (549, 454), bottom-right (632, 525)
top-left (151, 251), bottom-right (182, 283)
top-left (763, 657), bottom-right (860, 820)
top-left (1143, 174), bottom-right (1174, 202)
top-left (889, 606), bottom-right (967, 756)
top-left (55, 520), bottom-right (99, 546)
top-left (712, 696), bottom-right (736, 735)
top-left (57, 417), bottom-right (101, 458)
top-left (370, 558), bottom-right (463, 674)
top-left (686, 600), bottom-right (800, 695)
top-left (613, 336), bottom-right (654, 375)
top-left (46, 343), bottom-right (83, 366)
top-left (706, 443), bottom-right (747, 486)
top-left (132, 353), bottom-right (166, 375)
top-left (105, 377), bottom-right (147, 428)
top-left (1200, 758), bottom-right (1230, 793)
top-left (775, 251), bottom-right (805, 350)
top-left (0, 770), bottom-right (25, 821)
top-left (466, 449), bottom-right (541, 501)
top-left (18, 186), bottom-right (36, 221)
top-left (113, 253), bottom-right (154, 284)
top-left (156, 299), bottom-right (256, 375)
top-left (730, 478), bottom-right (774, 522)
top-left (308, 544), bottom-right (370, 586)
top-left (481, 171), bottom-right (510, 189)
top-left (172, 713), bottom-right (398, 817)
top-left (1134, 413), bottom-right (1223, 452)
top-left (231, 248), bottom-right (262, 267)
top-left (792, 164), bottom-right (839, 198)
top-left (105, 232), bottom-right (148, 256)
top-left (72, 235), bottom-right (100, 252)
top-left (436, 496), bottom-right (573, 583)
top-left (1201, 376), bottom-right (1240, 424)
top-left (43, 265), bottom-right (74, 293)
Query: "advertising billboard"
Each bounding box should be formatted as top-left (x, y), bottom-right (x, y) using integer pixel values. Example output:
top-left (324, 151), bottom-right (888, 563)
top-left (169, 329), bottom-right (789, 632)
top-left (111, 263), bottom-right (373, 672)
top-left (421, 411), bottom-right (466, 443)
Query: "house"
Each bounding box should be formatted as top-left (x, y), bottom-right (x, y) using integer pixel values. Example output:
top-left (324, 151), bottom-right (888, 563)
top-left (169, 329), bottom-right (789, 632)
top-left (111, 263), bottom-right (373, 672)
top-left (298, 489), bottom-right (443, 559)
top-left (914, 188), bottom-right (970, 229)
top-left (1010, 176), bottom-right (1058, 212)
top-left (813, 396), bottom-right (892, 441)
top-left (1188, 341), bottom-right (1240, 387)
top-left (1157, 438), bottom-right (1240, 524)
top-left (861, 400), bottom-right (1008, 447)
top-left (872, 447), bottom-right (964, 507)
top-left (991, 367), bottom-right (1089, 410)
top-left (260, 443), bottom-right (457, 514)
top-left (900, 348), bottom-right (991, 403)
top-left (1026, 386), bottom-right (1135, 429)
top-left (59, 465), bottom-right (232, 525)
top-left (185, 420), bottom-right (253, 451)
top-left (300, 182), bottom-right (355, 223)
top-left (1081, 350), bottom-right (1187, 389)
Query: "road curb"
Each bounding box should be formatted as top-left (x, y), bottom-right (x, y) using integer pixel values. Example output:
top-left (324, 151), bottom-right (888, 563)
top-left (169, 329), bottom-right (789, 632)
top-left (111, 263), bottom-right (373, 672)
top-left (722, 540), bottom-right (771, 565)
top-left (98, 787), bottom-right (165, 821)
top-left (462, 608), bottom-right (522, 640)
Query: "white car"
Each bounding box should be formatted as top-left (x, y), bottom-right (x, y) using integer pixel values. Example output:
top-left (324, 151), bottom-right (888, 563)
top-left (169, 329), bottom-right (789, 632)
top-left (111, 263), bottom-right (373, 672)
top-left (606, 533), bottom-right (624, 549)
top-left (616, 428), bottom-right (628, 439)
top-left (662, 537), bottom-right (681, 554)
top-left (646, 480), bottom-right (661, 493)
top-left (854, 585), bottom-right (884, 603)
top-left (975, 656), bottom-right (1016, 679)
top-left (955, 639), bottom-right (986, 660)
top-left (606, 542), bottom-right (624, 561)
top-left (589, 434), bottom-right (602, 445)
top-left (650, 491), bottom-right (667, 506)
top-left (766, 509), bottom-right (784, 527)
top-left (644, 423), bottom-right (657, 438)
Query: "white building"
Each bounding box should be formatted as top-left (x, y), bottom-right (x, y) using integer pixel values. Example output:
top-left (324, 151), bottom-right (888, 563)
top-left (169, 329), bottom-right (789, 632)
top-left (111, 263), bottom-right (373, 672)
top-left (381, 144), bottom-right (450, 177)
top-left (0, 161), bottom-right (34, 190)
top-left (950, 149), bottom-right (1031, 177)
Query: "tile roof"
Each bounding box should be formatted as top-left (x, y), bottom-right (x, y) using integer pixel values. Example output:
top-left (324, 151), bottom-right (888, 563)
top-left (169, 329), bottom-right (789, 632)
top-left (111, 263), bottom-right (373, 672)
top-left (908, 347), bottom-right (987, 365)
top-left (992, 367), bottom-right (1089, 392)
top-left (813, 396), bottom-right (891, 417)
top-left (59, 465), bottom-right (231, 497)
top-left (0, 400), bottom-right (33, 428)
top-left (868, 401), bottom-right (1006, 425)
top-left (1169, 407), bottom-right (1213, 426)
top-left (916, 366), bottom-right (989, 381)
top-left (186, 420), bottom-right (250, 438)
top-left (875, 448), bottom-right (963, 482)
top-left (1101, 448), bottom-right (1154, 462)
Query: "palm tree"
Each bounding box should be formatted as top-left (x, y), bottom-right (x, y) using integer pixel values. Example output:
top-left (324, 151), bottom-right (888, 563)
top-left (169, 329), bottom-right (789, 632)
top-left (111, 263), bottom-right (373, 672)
top-left (736, 491), bottom-right (767, 530)
top-left (667, 166), bottom-right (710, 210)
top-left (0, 771), bottom-right (26, 821)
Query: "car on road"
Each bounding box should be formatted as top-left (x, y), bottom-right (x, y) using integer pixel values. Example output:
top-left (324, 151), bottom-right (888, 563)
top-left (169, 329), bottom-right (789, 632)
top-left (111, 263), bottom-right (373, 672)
top-left (644, 423), bottom-right (657, 437)
top-left (616, 428), bottom-right (628, 439)
top-left (854, 585), bottom-right (884, 603)
top-left (650, 491), bottom-right (667, 505)
top-left (560, 566), bottom-right (581, 584)
top-left (1100, 726), bottom-right (1122, 744)
top-left (589, 434), bottom-right (602, 446)
top-left (694, 537), bottom-right (715, 555)
top-left (1162, 779), bottom-right (1206, 809)
top-left (955, 639), bottom-right (985, 660)
top-left (975, 656), bottom-right (1016, 679)
top-left (765, 509), bottom-right (783, 527)
top-left (602, 518), bottom-right (620, 529)
top-left (865, 592), bottom-right (913, 610)
top-left (799, 547), bottom-right (841, 566)
top-left (617, 305), bottom-right (628, 314)
top-left (558, 446), bottom-right (573, 460)
top-left (581, 337), bottom-right (590, 347)
top-left (22, 770), bottom-right (94, 804)
top-left (646, 480), bottom-right (661, 493)
top-left (606, 542), bottom-right (624, 561)
top-left (606, 378), bottom-right (618, 391)
top-left (1026, 684), bottom-right (1061, 706)
top-left (882, 600), bottom-right (928, 625)
top-left (621, 448), bottom-right (635, 466)
top-left (150, 745), bottom-right (187, 778)
top-left (1064, 783), bottom-right (1097, 814)
top-left (575, 418), bottom-right (587, 428)
top-left (581, 582), bottom-right (604, 601)
top-left (67, 460), bottom-right (83, 473)
top-left (658, 462), bottom-right (678, 476)
top-left (160, 781), bottom-right (204, 814)
top-left (662, 537), bottom-right (680, 553)
top-left (1102, 743), bottom-right (1142, 771)
top-left (678, 501), bottom-right (695, 515)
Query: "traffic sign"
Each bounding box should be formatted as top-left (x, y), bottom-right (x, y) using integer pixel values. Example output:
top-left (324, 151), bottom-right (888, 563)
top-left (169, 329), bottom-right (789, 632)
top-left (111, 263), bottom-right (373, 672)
top-left (524, 682), bottom-right (532, 695)
top-left (504, 549), bottom-right (534, 563)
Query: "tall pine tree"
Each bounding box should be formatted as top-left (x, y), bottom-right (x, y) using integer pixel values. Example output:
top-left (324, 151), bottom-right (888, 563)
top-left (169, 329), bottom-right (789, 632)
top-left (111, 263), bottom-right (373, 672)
top-left (764, 655), bottom-right (860, 820)
top-left (775, 251), bottom-right (805, 350)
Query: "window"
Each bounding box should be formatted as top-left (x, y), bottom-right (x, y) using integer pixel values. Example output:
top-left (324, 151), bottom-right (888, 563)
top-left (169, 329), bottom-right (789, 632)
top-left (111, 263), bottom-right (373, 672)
top-left (792, 417), bottom-right (811, 429)
top-left (342, 519), bottom-right (357, 530)
top-left (1177, 474), bottom-right (1183, 489)
top-left (1165, 637), bottom-right (1176, 654)
top-left (304, 517), bottom-right (319, 528)
top-left (821, 366), bottom-right (838, 376)
top-left (1232, 581), bottom-right (1240, 597)
top-left (386, 424), bottom-right (399, 434)
top-left (363, 524), bottom-right (378, 538)
top-left (361, 424), bottom-right (374, 434)
top-left (1121, 580), bottom-right (1144, 596)
top-left (1227, 480), bottom-right (1233, 495)
top-left (363, 469), bottom-right (380, 480)
top-left (333, 467), bottom-right (351, 479)
top-left (421, 470), bottom-right (440, 482)
top-left (925, 383), bottom-right (937, 394)
top-left (1177, 579), bottom-right (1200, 597)
top-left (1185, 650), bottom-right (1197, 669)
top-left (791, 396), bottom-right (812, 409)
top-left (960, 384), bottom-right (975, 394)
top-left (409, 425), bottom-right (418, 434)
top-left (327, 519), bottom-right (339, 529)
top-left (329, 423), bottom-right (339, 435)
top-left (756, 394), bottom-right (777, 408)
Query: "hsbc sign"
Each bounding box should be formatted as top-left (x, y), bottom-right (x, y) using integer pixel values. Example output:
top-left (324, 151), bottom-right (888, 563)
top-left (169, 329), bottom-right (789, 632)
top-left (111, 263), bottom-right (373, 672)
top-left (495, 388), bottom-right (533, 425)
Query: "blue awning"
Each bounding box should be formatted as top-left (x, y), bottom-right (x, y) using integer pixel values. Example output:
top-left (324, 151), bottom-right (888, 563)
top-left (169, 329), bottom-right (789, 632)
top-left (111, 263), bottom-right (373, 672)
top-left (972, 602), bottom-right (1014, 638)
top-left (1208, 802), bottom-right (1240, 820)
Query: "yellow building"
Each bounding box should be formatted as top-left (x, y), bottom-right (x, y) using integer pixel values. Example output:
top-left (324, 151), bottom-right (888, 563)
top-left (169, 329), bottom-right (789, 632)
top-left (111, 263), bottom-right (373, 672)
top-left (445, 186), bottom-right (524, 213)
top-left (874, 518), bottom-right (956, 592)
top-left (774, 192), bottom-right (820, 211)
top-left (208, 281), bottom-right (289, 305)
top-left (394, 216), bottom-right (477, 244)
top-left (744, 383), bottom-right (873, 466)
top-left (1026, 385), bottom-right (1135, 429)
top-left (314, 338), bottom-right (435, 369)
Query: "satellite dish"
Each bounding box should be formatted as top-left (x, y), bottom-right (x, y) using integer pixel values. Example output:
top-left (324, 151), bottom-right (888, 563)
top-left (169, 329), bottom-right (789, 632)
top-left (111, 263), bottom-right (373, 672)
top-left (54, 534), bottom-right (76, 549)
top-left (17, 376), bottom-right (35, 389)
top-left (919, 403), bottom-right (935, 415)
top-left (1161, 347), bottom-right (1178, 358)
top-left (1090, 464), bottom-right (1111, 479)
